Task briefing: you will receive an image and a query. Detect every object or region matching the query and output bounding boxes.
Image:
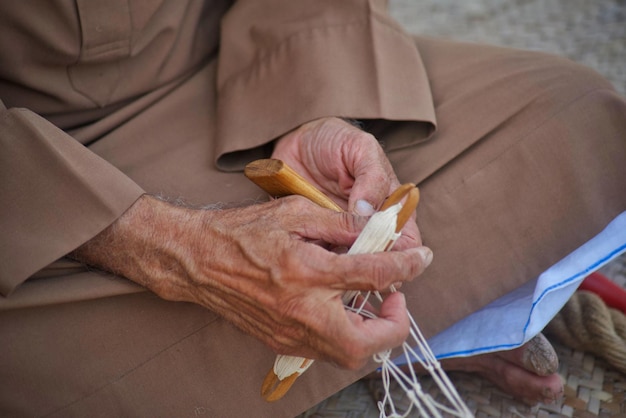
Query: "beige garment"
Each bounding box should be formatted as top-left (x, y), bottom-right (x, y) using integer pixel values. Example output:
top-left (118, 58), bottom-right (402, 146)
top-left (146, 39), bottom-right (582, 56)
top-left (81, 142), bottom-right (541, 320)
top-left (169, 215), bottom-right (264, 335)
top-left (1, 1), bottom-right (626, 417)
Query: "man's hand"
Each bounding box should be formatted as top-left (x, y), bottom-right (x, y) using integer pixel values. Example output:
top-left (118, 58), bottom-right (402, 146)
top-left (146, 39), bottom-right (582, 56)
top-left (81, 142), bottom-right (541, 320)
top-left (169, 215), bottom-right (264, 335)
top-left (71, 193), bottom-right (432, 369)
top-left (272, 117), bottom-right (421, 251)
top-left (71, 117), bottom-right (432, 369)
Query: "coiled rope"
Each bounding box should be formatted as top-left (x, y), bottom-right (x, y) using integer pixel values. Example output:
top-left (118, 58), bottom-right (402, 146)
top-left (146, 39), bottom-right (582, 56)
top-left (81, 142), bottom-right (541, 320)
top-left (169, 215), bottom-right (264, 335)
top-left (545, 290), bottom-right (626, 374)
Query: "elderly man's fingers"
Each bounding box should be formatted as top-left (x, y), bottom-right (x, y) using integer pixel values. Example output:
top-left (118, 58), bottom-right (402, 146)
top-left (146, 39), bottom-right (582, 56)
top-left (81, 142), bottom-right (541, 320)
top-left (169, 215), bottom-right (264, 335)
top-left (272, 196), bottom-right (367, 244)
top-left (361, 291), bottom-right (410, 349)
top-left (307, 246), bottom-right (433, 291)
top-left (331, 292), bottom-right (410, 369)
top-left (392, 219), bottom-right (422, 250)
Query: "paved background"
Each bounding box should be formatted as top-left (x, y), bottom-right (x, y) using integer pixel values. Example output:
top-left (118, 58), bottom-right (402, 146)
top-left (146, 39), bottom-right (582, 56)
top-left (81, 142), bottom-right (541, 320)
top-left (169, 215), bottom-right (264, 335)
top-left (301, 1), bottom-right (625, 416)
top-left (389, 0), bottom-right (625, 97)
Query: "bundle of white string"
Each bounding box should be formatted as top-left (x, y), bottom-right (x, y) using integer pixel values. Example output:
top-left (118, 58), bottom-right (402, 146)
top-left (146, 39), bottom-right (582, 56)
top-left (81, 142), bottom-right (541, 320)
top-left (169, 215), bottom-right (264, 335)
top-left (274, 203), bottom-right (473, 417)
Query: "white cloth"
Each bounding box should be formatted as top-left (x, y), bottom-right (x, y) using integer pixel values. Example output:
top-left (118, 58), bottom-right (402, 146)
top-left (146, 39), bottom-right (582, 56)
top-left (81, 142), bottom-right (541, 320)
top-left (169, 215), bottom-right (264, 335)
top-left (401, 211), bottom-right (626, 361)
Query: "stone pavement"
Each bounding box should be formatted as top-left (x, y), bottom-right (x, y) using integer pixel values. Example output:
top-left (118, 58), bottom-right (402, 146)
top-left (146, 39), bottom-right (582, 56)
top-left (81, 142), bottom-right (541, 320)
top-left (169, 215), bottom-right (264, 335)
top-left (389, 0), bottom-right (625, 97)
top-left (299, 1), bottom-right (625, 416)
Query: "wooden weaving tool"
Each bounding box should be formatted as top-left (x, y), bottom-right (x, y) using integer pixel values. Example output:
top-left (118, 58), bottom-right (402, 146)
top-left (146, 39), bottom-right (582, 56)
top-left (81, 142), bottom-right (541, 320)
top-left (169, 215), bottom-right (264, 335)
top-left (244, 158), bottom-right (419, 402)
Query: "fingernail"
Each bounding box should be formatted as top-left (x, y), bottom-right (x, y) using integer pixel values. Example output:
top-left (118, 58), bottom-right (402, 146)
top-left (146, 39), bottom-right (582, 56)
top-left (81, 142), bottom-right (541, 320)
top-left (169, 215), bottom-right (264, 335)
top-left (542, 387), bottom-right (552, 397)
top-left (542, 386), bottom-right (563, 401)
top-left (417, 247), bottom-right (433, 268)
top-left (355, 199), bottom-right (375, 216)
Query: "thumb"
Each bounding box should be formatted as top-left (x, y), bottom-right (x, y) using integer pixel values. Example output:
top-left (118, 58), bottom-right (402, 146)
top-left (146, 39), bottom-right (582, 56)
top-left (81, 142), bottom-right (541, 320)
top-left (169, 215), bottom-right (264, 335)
top-left (353, 199), bottom-right (376, 217)
top-left (346, 143), bottom-right (399, 216)
top-left (349, 172), bottom-right (398, 216)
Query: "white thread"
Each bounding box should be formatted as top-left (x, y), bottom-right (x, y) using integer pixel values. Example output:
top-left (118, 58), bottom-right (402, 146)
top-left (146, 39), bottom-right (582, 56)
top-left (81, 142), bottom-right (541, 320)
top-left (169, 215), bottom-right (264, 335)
top-left (272, 355), bottom-right (313, 380)
top-left (271, 203), bottom-right (473, 417)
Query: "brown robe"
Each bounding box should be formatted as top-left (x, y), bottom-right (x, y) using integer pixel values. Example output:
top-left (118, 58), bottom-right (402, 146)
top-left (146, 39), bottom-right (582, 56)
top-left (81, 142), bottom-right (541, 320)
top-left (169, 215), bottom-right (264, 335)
top-left (1, 1), bottom-right (625, 416)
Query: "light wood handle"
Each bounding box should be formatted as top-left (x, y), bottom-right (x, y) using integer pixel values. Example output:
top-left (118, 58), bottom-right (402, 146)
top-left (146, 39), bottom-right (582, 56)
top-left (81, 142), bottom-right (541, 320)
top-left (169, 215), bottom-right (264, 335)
top-left (244, 159), bottom-right (343, 212)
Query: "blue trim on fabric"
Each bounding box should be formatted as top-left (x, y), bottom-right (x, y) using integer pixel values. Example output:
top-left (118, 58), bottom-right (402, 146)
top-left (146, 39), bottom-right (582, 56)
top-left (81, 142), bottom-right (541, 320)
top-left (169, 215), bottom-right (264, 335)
top-left (521, 242), bottom-right (626, 336)
top-left (392, 213), bottom-right (626, 366)
top-left (433, 243), bottom-right (626, 360)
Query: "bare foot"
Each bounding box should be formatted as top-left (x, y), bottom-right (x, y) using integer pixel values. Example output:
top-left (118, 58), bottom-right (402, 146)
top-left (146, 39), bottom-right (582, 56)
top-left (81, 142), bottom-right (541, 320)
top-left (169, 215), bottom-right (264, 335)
top-left (437, 333), bottom-right (563, 405)
top-left (366, 333), bottom-right (564, 405)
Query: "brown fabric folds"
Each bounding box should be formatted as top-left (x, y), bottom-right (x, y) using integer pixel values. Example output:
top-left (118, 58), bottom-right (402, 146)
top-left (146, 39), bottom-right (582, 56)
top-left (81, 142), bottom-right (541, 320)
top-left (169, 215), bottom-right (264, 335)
top-left (215, 0), bottom-right (435, 170)
top-left (0, 0), bottom-right (229, 127)
top-left (0, 107), bottom-right (144, 296)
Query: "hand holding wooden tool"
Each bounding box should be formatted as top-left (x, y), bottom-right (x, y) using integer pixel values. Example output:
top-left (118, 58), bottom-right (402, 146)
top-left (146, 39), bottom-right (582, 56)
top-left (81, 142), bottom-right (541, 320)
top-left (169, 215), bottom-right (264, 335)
top-left (244, 158), bottom-right (419, 401)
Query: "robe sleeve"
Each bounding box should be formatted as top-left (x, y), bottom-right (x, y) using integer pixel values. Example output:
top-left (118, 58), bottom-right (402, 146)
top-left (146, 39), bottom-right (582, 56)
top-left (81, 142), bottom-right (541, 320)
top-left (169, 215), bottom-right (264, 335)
top-left (214, 0), bottom-right (437, 171)
top-left (0, 101), bottom-right (144, 297)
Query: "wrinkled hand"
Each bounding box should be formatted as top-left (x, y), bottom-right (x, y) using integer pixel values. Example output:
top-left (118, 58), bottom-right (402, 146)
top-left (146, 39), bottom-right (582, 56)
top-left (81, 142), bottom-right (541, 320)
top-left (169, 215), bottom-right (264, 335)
top-left (71, 117), bottom-right (431, 369)
top-left (71, 194), bottom-right (432, 369)
top-left (273, 117), bottom-right (421, 250)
